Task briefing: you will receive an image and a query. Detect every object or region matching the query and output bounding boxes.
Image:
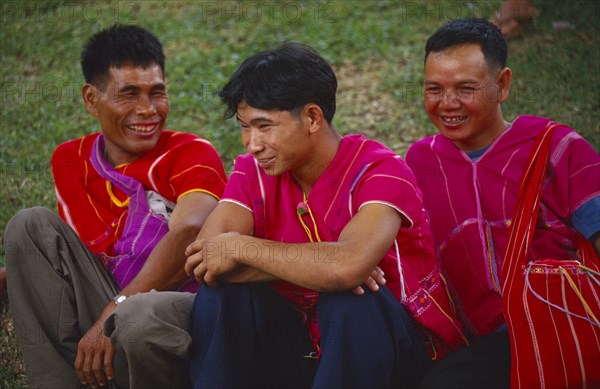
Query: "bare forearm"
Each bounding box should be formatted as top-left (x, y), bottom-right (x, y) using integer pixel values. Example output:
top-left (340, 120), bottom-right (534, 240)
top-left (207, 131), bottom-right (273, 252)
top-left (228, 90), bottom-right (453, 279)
top-left (238, 204), bottom-right (403, 290)
top-left (232, 235), bottom-right (367, 291)
top-left (121, 226), bottom-right (197, 295)
top-left (188, 203), bottom-right (401, 290)
top-left (189, 201), bottom-right (276, 283)
top-left (120, 192), bottom-right (218, 295)
top-left (219, 265), bottom-right (278, 283)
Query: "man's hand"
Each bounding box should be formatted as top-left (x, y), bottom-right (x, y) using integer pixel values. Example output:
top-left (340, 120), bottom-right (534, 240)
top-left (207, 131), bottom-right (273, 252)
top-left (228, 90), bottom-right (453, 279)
top-left (185, 232), bottom-right (243, 286)
top-left (74, 315), bottom-right (115, 388)
top-left (352, 266), bottom-right (386, 295)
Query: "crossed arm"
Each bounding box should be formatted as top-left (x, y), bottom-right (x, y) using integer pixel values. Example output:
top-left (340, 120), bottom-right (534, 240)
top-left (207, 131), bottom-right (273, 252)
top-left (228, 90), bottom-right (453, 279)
top-left (75, 192), bottom-right (218, 387)
top-left (184, 201), bottom-right (403, 293)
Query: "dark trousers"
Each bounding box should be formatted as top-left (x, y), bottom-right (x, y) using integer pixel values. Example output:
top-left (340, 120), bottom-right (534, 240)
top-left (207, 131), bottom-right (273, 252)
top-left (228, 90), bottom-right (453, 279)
top-left (418, 330), bottom-right (510, 389)
top-left (189, 283), bottom-right (431, 388)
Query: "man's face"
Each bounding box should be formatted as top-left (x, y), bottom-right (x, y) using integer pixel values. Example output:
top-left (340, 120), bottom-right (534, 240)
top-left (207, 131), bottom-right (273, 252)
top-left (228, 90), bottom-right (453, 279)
top-left (236, 102), bottom-right (312, 177)
top-left (84, 63), bottom-right (169, 165)
top-left (423, 43), bottom-right (510, 151)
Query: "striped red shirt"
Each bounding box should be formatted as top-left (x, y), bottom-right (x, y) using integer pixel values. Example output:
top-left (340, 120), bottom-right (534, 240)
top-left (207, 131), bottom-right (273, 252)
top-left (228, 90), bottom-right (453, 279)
top-left (52, 130), bottom-right (227, 257)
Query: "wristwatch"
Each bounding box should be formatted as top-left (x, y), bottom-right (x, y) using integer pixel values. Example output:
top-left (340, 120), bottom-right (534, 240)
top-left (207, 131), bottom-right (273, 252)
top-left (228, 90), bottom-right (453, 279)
top-left (112, 294), bottom-right (128, 305)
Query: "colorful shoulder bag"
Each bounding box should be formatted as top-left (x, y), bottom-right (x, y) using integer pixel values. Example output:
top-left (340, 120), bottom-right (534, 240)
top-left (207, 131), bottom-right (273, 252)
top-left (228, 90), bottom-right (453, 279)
top-left (89, 134), bottom-right (198, 291)
top-left (501, 123), bottom-right (600, 388)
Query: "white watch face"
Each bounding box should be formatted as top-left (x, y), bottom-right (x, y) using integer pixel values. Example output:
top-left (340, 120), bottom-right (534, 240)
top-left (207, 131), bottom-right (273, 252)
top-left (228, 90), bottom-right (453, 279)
top-left (114, 295), bottom-right (127, 304)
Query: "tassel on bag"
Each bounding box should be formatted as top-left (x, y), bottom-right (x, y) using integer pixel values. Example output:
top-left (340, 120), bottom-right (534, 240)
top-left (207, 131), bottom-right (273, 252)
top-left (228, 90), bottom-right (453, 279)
top-left (501, 123), bottom-right (600, 388)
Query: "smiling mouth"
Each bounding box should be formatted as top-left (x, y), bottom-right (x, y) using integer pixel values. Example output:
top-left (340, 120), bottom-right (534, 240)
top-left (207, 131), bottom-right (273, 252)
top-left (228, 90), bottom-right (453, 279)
top-left (256, 157), bottom-right (275, 169)
top-left (127, 124), bottom-right (158, 133)
top-left (258, 157), bottom-right (273, 163)
top-left (442, 116), bottom-right (467, 124)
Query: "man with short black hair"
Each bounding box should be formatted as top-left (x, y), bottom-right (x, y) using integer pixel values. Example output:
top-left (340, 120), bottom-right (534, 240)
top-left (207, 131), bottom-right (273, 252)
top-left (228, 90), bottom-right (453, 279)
top-left (407, 18), bottom-right (600, 387)
top-left (5, 24), bottom-right (227, 388)
top-left (184, 42), bottom-right (468, 388)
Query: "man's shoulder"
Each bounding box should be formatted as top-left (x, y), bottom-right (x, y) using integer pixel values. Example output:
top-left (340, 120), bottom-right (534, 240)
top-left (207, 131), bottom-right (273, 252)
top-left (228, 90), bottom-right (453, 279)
top-left (161, 130), bottom-right (199, 142)
top-left (150, 131), bottom-right (223, 167)
top-left (343, 136), bottom-right (419, 185)
top-left (159, 130), bottom-right (214, 151)
top-left (52, 133), bottom-right (99, 163)
top-left (510, 115), bottom-right (578, 135)
top-left (408, 134), bottom-right (437, 149)
top-left (511, 115), bottom-right (553, 134)
top-left (406, 134), bottom-right (439, 162)
top-left (342, 133), bottom-right (400, 160)
top-left (509, 115), bottom-right (583, 148)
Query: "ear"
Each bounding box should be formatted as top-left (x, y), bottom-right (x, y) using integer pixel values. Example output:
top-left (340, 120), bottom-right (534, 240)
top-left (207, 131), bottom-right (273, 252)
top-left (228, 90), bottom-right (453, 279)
top-left (82, 83), bottom-right (100, 117)
top-left (496, 67), bottom-right (512, 104)
top-left (303, 103), bottom-right (325, 134)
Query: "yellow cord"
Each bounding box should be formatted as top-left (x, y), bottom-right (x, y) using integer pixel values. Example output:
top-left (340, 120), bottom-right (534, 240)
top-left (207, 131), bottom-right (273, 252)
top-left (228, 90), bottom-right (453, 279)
top-left (297, 192), bottom-right (322, 243)
top-left (579, 265), bottom-right (600, 277)
top-left (424, 289), bottom-right (470, 346)
top-left (561, 267), bottom-right (600, 326)
top-left (485, 224), bottom-right (501, 292)
top-left (106, 181), bottom-right (130, 207)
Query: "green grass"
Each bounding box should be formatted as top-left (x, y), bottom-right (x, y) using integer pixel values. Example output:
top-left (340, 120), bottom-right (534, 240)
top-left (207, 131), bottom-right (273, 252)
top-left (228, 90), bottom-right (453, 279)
top-left (1, 0), bottom-right (599, 386)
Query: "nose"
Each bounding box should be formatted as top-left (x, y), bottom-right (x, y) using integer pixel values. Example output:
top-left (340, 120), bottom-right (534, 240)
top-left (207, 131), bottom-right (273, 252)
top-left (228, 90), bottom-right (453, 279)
top-left (135, 94), bottom-right (157, 116)
top-left (244, 128), bottom-right (264, 154)
top-left (439, 89), bottom-right (460, 109)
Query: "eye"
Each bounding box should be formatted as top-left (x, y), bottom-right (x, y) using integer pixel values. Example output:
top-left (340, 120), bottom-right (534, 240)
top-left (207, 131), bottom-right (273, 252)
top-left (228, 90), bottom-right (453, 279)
top-left (425, 87), bottom-right (441, 94)
top-left (120, 91), bottom-right (137, 99)
top-left (458, 87), bottom-right (476, 98)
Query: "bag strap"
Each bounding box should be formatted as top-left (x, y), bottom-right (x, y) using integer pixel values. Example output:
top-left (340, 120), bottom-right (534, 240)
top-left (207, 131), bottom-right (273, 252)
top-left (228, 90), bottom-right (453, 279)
top-left (501, 123), bottom-right (559, 283)
top-left (89, 134), bottom-right (145, 199)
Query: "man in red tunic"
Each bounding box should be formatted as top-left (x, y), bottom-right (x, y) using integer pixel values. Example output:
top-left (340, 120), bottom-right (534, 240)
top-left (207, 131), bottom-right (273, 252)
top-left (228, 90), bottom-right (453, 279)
top-left (4, 24), bottom-right (227, 388)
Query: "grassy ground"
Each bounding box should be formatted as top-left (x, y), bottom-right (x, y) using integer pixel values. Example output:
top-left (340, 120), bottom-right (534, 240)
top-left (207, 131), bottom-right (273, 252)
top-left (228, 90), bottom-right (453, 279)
top-left (1, 0), bottom-right (598, 387)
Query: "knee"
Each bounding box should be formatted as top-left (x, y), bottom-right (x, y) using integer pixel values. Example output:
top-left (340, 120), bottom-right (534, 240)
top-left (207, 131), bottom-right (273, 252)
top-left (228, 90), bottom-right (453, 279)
top-left (5, 207), bottom-right (59, 243)
top-left (7, 207), bottom-right (56, 230)
top-left (4, 207), bottom-right (64, 266)
top-left (318, 288), bottom-right (382, 316)
top-left (107, 295), bottom-right (148, 351)
top-left (194, 283), bottom-right (258, 307)
top-left (108, 292), bottom-right (166, 337)
top-left (318, 288), bottom-right (411, 331)
top-left (4, 208), bottom-right (51, 264)
top-left (316, 291), bottom-right (370, 338)
top-left (107, 291), bottom-right (194, 353)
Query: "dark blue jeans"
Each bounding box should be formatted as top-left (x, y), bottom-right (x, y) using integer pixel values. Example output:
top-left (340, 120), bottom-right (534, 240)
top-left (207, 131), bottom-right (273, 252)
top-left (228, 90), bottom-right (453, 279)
top-left (189, 283), bottom-right (431, 388)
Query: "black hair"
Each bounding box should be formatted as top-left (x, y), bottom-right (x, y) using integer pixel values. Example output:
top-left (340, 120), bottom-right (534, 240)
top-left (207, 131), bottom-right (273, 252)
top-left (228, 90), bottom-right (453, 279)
top-left (219, 42), bottom-right (337, 124)
top-left (425, 18), bottom-right (508, 72)
top-left (81, 24), bottom-right (165, 88)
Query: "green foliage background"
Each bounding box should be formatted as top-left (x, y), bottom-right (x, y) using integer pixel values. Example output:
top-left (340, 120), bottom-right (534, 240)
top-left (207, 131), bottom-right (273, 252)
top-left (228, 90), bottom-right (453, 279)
top-left (1, 1), bottom-right (598, 387)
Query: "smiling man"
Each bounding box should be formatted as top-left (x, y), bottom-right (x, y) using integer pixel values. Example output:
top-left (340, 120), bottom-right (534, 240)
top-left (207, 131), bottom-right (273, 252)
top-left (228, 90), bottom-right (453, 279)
top-left (406, 18), bottom-right (600, 387)
top-left (4, 25), bottom-right (227, 388)
top-left (184, 42), bottom-right (467, 388)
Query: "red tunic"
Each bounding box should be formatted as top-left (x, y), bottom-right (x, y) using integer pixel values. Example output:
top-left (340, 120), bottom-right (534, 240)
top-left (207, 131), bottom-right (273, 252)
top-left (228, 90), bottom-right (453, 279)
top-left (52, 130), bottom-right (227, 257)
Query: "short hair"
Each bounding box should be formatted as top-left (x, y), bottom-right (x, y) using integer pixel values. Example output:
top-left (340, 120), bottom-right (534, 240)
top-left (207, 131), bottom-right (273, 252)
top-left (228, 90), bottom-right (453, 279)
top-left (81, 24), bottom-right (165, 88)
top-left (219, 42), bottom-right (337, 124)
top-left (425, 18), bottom-right (508, 72)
